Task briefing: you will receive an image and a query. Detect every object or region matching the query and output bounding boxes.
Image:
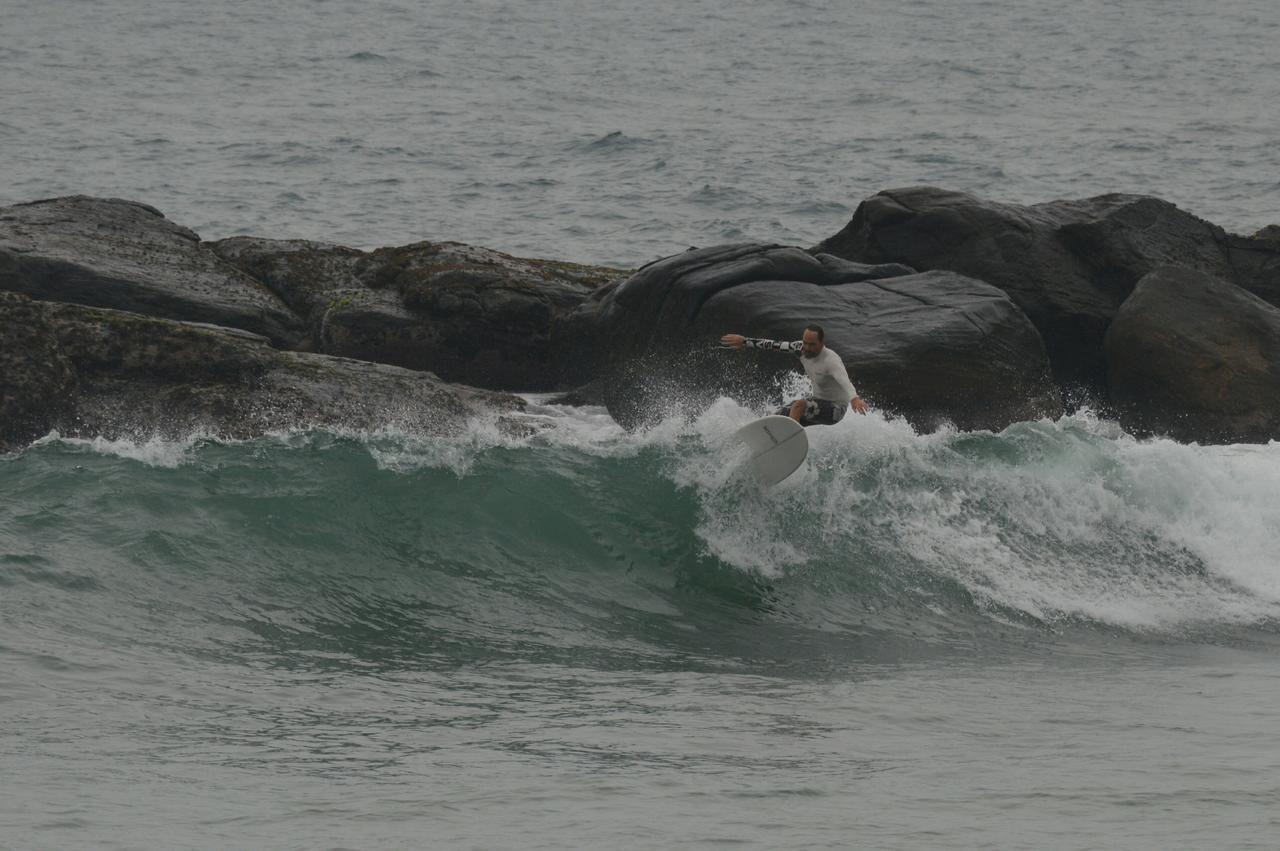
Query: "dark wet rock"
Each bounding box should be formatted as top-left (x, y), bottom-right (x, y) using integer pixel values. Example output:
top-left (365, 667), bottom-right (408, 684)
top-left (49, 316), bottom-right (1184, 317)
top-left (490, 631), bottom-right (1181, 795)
top-left (1222, 231), bottom-right (1280, 308)
top-left (563, 243), bottom-right (913, 371)
top-left (1104, 266), bottom-right (1280, 443)
top-left (0, 196), bottom-right (305, 346)
top-left (697, 272), bottom-right (1062, 432)
top-left (814, 187), bottom-right (1257, 388)
top-left (212, 236), bottom-right (626, 391)
top-left (11, 189), bottom-right (1275, 446)
top-left (543, 379), bottom-right (608, 407)
top-left (569, 243), bottom-right (1060, 431)
top-left (0, 292), bottom-right (77, 452)
top-left (209, 237), bottom-right (367, 333)
top-left (0, 292), bottom-right (521, 446)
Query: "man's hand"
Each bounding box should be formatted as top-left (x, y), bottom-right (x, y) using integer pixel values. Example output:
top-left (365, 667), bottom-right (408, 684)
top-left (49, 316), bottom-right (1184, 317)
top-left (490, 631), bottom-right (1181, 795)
top-left (720, 333), bottom-right (746, 350)
top-left (851, 397), bottom-right (868, 415)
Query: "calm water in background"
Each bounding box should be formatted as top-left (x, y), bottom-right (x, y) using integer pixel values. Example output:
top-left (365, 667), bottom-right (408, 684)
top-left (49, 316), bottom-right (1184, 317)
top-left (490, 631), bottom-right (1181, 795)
top-left (5, 0), bottom-right (1279, 266)
top-left (4, 1), bottom-right (1280, 848)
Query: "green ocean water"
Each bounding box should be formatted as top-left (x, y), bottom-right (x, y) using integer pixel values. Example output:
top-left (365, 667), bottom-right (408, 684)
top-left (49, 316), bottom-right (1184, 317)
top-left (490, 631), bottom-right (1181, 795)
top-left (4, 399), bottom-right (1280, 848)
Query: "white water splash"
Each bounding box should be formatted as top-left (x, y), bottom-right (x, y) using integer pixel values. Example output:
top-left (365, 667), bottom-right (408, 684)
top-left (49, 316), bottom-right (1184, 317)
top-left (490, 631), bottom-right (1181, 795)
top-left (28, 430), bottom-right (226, 468)
top-left (670, 405), bottom-right (1280, 631)
top-left (26, 399), bottom-right (1280, 632)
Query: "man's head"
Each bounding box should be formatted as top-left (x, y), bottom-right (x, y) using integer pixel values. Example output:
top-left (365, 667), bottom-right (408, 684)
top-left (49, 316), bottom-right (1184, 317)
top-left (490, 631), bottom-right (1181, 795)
top-left (801, 324), bottom-right (825, 358)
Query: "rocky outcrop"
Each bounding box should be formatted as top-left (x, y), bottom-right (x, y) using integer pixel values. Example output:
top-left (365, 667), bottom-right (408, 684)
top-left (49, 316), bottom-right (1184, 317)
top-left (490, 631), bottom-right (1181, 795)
top-left (0, 292), bottom-right (77, 451)
top-left (212, 237), bottom-right (625, 391)
top-left (569, 244), bottom-right (1061, 431)
top-left (1104, 267), bottom-right (1280, 443)
top-left (0, 196), bottom-right (305, 346)
top-left (814, 187), bottom-right (1265, 389)
top-left (0, 292), bottom-right (521, 450)
top-left (5, 190), bottom-right (1277, 450)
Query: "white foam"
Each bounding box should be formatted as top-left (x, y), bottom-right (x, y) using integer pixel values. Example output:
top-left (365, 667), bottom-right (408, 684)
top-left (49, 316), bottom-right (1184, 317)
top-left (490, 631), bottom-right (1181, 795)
top-left (29, 398), bottom-right (1280, 632)
top-left (29, 430), bottom-right (225, 468)
top-left (307, 398), bottom-right (1280, 631)
top-left (667, 405), bottom-right (1280, 630)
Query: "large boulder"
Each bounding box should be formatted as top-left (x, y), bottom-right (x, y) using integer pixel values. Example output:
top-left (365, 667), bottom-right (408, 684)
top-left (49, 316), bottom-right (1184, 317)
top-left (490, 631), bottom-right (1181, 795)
top-left (815, 187), bottom-right (1251, 388)
top-left (566, 244), bottom-right (912, 368)
top-left (1104, 266), bottom-right (1280, 443)
top-left (570, 244), bottom-right (1061, 431)
top-left (0, 196), bottom-right (304, 346)
top-left (0, 292), bottom-right (522, 446)
top-left (212, 237), bottom-right (625, 391)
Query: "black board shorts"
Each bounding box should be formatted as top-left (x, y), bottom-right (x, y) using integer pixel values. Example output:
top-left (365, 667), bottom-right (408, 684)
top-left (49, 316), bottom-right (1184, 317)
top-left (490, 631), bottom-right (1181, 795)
top-left (775, 398), bottom-right (846, 427)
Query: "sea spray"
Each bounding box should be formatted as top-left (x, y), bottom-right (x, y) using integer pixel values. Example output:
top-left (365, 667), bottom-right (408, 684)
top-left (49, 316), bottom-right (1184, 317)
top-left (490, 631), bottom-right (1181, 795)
top-left (12, 396), bottom-right (1280, 639)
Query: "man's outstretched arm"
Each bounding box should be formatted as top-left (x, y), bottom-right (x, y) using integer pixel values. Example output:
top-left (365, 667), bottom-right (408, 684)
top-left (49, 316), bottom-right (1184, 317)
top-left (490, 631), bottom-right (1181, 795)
top-left (719, 333), bottom-right (802, 353)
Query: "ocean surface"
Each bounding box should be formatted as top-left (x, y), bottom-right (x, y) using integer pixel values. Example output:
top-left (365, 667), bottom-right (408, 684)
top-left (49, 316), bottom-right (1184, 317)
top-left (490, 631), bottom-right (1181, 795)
top-left (6, 402), bottom-right (1280, 849)
top-left (5, 1), bottom-right (1280, 849)
top-left (5, 0), bottom-right (1279, 267)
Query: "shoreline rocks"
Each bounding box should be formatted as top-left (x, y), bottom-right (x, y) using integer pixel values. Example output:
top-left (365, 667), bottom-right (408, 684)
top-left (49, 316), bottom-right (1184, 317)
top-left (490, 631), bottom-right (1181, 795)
top-left (0, 292), bottom-right (77, 451)
top-left (4, 189), bottom-right (1279, 449)
top-left (0, 291), bottom-right (523, 452)
top-left (211, 236), bottom-right (625, 391)
top-left (0, 196), bottom-right (305, 346)
top-left (814, 187), bottom-right (1276, 390)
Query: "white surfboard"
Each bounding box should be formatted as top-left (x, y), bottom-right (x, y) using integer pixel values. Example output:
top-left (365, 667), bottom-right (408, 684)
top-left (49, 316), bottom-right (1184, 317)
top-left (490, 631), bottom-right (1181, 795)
top-left (734, 415), bottom-right (809, 485)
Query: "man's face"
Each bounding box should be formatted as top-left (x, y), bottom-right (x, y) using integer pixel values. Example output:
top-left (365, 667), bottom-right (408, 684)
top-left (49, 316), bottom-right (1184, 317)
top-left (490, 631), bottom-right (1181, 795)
top-left (801, 329), bottom-right (823, 359)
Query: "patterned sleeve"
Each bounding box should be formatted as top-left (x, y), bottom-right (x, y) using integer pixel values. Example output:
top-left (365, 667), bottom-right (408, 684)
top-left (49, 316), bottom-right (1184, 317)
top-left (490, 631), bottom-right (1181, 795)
top-left (743, 338), bottom-right (803, 354)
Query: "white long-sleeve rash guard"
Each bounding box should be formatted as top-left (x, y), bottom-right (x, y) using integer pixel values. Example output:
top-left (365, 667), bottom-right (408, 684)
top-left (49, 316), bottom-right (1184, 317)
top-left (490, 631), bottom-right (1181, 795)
top-left (742, 338), bottom-right (858, 403)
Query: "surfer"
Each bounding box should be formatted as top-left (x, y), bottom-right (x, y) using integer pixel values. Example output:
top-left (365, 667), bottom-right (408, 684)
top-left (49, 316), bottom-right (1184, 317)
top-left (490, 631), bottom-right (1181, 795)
top-left (720, 325), bottom-right (868, 426)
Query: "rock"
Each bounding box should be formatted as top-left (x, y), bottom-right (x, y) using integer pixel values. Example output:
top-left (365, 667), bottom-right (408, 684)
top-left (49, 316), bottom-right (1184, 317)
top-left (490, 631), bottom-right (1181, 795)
top-left (212, 236), bottom-right (626, 391)
top-left (1222, 231), bottom-right (1280, 308)
top-left (0, 196), bottom-right (305, 346)
top-left (0, 293), bottom-right (521, 447)
top-left (815, 187), bottom-right (1245, 388)
top-left (697, 272), bottom-right (1062, 432)
top-left (570, 243), bottom-right (914, 366)
top-left (209, 236), bottom-right (368, 330)
top-left (571, 244), bottom-right (1060, 431)
top-left (542, 378), bottom-right (608, 407)
top-left (1104, 266), bottom-right (1280, 443)
top-left (0, 292), bottom-right (77, 452)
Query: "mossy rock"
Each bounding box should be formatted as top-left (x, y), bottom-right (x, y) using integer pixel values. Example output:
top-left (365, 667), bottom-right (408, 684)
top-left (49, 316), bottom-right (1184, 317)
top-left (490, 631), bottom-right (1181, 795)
top-left (0, 197), bottom-right (305, 346)
top-left (214, 235), bottom-right (629, 390)
top-left (0, 292), bottom-right (77, 450)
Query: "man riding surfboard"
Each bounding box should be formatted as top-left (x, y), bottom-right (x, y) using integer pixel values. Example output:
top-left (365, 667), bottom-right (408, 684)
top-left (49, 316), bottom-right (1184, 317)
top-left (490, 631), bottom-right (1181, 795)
top-left (720, 324), bottom-right (868, 426)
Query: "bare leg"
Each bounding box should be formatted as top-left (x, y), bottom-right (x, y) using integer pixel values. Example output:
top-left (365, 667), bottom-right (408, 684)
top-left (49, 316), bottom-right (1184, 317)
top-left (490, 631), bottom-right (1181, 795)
top-left (787, 399), bottom-right (806, 424)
